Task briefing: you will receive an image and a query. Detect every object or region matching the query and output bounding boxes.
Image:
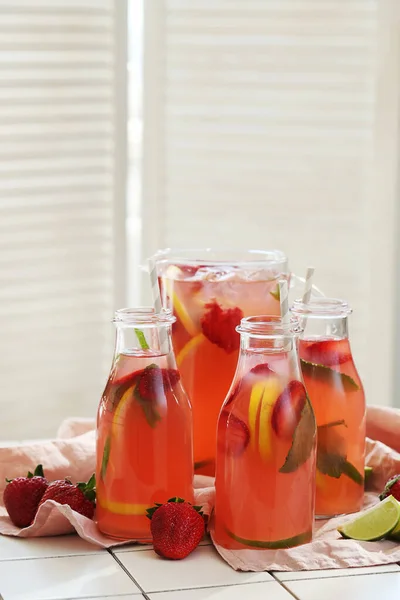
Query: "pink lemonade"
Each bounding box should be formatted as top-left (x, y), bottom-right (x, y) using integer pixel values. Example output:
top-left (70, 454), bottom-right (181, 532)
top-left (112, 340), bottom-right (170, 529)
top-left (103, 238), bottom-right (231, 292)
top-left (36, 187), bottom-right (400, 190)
top-left (96, 310), bottom-right (193, 541)
top-left (292, 299), bottom-right (366, 517)
top-left (155, 250), bottom-right (289, 476)
top-left (214, 317), bottom-right (316, 549)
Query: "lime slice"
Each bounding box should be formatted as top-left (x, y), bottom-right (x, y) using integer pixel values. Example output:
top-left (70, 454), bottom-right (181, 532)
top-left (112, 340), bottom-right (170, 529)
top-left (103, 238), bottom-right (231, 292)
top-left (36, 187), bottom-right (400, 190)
top-left (337, 496), bottom-right (400, 541)
top-left (226, 526), bottom-right (312, 549)
top-left (364, 466), bottom-right (373, 487)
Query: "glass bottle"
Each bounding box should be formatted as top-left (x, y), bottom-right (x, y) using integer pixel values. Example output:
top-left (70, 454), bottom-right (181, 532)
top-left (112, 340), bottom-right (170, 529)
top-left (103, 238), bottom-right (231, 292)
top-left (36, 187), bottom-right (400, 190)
top-left (96, 308), bottom-right (194, 541)
top-left (214, 316), bottom-right (316, 550)
top-left (291, 298), bottom-right (366, 518)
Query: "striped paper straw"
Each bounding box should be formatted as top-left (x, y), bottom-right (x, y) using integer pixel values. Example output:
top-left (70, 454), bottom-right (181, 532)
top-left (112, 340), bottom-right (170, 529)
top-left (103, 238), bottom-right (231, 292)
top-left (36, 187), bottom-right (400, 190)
top-left (148, 257), bottom-right (162, 313)
top-left (302, 267), bottom-right (315, 304)
top-left (147, 257), bottom-right (168, 352)
top-left (279, 279), bottom-right (290, 325)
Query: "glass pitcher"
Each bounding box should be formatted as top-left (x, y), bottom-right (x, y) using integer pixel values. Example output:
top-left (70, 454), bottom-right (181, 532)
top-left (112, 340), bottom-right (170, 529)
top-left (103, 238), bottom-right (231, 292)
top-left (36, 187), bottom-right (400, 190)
top-left (291, 298), bottom-right (366, 517)
top-left (152, 249), bottom-right (289, 476)
top-left (214, 315), bottom-right (316, 549)
top-left (96, 308), bottom-right (194, 541)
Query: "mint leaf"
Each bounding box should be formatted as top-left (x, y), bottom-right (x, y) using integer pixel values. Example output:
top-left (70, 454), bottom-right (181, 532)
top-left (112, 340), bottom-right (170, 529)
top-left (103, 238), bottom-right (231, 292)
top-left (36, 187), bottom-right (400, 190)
top-left (317, 454), bottom-right (363, 485)
top-left (134, 328), bottom-right (150, 350)
top-left (342, 461), bottom-right (364, 485)
top-left (101, 436), bottom-right (111, 480)
top-left (316, 421), bottom-right (363, 485)
top-left (134, 386), bottom-right (161, 427)
top-left (279, 397), bottom-right (316, 473)
top-left (300, 359), bottom-right (359, 391)
top-left (270, 286), bottom-right (280, 301)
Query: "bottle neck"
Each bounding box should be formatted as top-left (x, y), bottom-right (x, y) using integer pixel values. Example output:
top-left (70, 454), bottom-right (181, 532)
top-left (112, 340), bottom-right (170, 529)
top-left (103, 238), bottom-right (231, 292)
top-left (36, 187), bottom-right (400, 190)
top-left (237, 332), bottom-right (302, 381)
top-left (114, 324), bottom-right (174, 358)
top-left (296, 316), bottom-right (349, 340)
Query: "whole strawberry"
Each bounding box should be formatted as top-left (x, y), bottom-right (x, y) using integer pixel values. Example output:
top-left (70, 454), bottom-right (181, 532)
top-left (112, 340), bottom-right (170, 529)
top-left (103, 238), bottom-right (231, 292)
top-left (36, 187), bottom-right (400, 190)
top-left (147, 497), bottom-right (205, 560)
top-left (380, 474), bottom-right (400, 502)
top-left (3, 464), bottom-right (48, 528)
top-left (38, 474), bottom-right (96, 519)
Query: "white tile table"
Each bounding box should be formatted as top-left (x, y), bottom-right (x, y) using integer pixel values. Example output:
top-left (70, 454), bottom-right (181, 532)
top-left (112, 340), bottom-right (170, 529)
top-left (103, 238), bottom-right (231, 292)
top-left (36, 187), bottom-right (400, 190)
top-left (0, 533), bottom-right (399, 600)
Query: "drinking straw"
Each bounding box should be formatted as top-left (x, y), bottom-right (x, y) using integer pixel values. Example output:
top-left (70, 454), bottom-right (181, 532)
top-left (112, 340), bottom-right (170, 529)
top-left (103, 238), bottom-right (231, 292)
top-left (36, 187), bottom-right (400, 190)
top-left (302, 266), bottom-right (315, 304)
top-left (279, 279), bottom-right (290, 325)
top-left (148, 257), bottom-right (169, 353)
top-left (148, 257), bottom-right (162, 313)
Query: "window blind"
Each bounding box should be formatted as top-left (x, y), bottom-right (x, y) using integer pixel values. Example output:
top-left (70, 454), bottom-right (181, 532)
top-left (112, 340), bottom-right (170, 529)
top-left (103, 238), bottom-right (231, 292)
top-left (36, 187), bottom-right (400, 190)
top-left (0, 0), bottom-right (127, 439)
top-left (141, 0), bottom-right (400, 407)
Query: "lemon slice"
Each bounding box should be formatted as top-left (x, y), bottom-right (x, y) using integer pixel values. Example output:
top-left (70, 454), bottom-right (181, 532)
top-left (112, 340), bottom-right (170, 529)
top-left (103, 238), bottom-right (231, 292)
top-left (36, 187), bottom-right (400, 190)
top-left (165, 265), bottom-right (198, 336)
top-left (337, 496), bottom-right (400, 541)
top-left (112, 386), bottom-right (135, 436)
top-left (176, 333), bottom-right (206, 367)
top-left (258, 378), bottom-right (282, 460)
top-left (249, 382), bottom-right (264, 450)
top-left (315, 469), bottom-right (326, 490)
top-left (248, 378), bottom-right (281, 458)
top-left (97, 496), bottom-right (149, 516)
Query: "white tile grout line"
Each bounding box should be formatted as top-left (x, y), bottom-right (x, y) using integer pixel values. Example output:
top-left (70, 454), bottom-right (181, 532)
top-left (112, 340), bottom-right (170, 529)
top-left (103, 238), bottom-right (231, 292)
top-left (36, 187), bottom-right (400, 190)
top-left (272, 566), bottom-right (400, 583)
top-left (0, 551), bottom-right (106, 562)
top-left (107, 548), bottom-right (151, 600)
top-left (48, 596), bottom-right (142, 600)
top-left (270, 573), bottom-right (302, 600)
top-left (146, 581), bottom-right (295, 594)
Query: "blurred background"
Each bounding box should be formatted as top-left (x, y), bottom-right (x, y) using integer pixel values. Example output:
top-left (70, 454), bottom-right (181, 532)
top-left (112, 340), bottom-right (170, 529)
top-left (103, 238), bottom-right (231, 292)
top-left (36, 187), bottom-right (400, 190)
top-left (0, 0), bottom-right (399, 440)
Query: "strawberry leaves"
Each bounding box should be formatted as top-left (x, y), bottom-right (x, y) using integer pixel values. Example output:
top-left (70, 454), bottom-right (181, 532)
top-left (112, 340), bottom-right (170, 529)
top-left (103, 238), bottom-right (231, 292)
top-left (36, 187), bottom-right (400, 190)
top-left (146, 497), bottom-right (204, 520)
top-left (27, 465), bottom-right (45, 479)
top-left (76, 474), bottom-right (96, 503)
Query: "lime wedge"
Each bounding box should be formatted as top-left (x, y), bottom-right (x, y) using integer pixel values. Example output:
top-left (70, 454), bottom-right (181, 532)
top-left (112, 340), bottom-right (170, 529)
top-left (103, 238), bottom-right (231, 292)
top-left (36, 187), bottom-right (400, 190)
top-left (337, 496), bottom-right (400, 541)
top-left (389, 514), bottom-right (400, 540)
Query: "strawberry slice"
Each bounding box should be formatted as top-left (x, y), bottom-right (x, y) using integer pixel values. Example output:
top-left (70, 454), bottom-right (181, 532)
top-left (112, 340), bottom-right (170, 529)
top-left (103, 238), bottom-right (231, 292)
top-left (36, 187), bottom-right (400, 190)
top-left (200, 300), bottom-right (243, 354)
top-left (271, 380), bottom-right (307, 440)
top-left (137, 364), bottom-right (180, 402)
top-left (218, 410), bottom-right (250, 457)
top-left (179, 265), bottom-right (204, 277)
top-left (250, 363), bottom-right (275, 376)
top-left (302, 339), bottom-right (351, 367)
top-left (225, 363), bottom-right (275, 408)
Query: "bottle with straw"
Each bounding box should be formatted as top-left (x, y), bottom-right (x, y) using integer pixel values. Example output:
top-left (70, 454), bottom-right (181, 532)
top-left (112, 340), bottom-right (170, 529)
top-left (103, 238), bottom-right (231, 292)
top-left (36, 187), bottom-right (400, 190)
top-left (214, 282), bottom-right (317, 550)
top-left (292, 269), bottom-right (366, 518)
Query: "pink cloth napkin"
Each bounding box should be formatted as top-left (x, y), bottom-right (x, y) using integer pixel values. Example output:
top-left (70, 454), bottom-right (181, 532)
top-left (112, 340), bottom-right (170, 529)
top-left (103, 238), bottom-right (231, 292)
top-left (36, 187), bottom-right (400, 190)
top-left (0, 408), bottom-right (399, 571)
top-left (0, 418), bottom-right (214, 547)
